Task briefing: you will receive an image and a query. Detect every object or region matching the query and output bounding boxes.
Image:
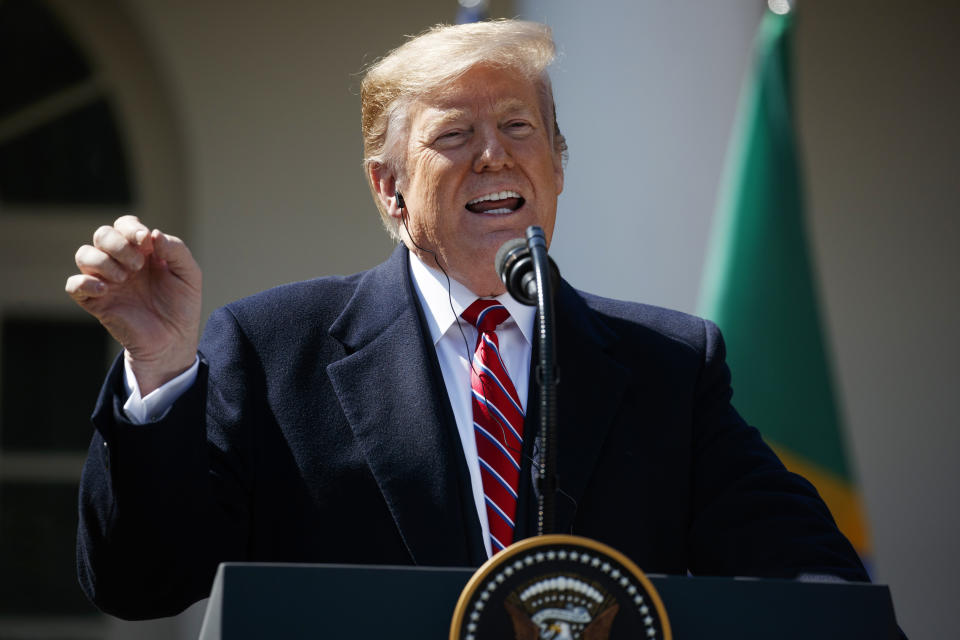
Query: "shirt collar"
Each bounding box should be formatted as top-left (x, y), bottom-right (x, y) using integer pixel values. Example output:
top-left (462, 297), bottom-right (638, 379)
top-left (409, 251), bottom-right (536, 346)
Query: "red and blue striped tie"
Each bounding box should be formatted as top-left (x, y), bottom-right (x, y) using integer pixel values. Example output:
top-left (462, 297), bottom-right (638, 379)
top-left (461, 299), bottom-right (525, 555)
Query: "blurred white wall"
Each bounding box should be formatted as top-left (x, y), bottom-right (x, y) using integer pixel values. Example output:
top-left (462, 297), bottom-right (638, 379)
top-left (794, 3), bottom-right (959, 638)
top-left (121, 0), bottom-right (410, 322)
top-left (520, 0), bottom-right (765, 311)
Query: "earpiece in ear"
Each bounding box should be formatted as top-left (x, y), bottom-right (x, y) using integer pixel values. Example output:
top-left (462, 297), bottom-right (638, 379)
top-left (395, 190), bottom-right (406, 211)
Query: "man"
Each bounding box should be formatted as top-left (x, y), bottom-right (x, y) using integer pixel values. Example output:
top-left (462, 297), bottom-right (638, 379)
top-left (66, 20), bottom-right (868, 621)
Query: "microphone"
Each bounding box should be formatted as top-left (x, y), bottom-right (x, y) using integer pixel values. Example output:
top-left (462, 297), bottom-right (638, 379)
top-left (496, 226), bottom-right (559, 536)
top-left (495, 237), bottom-right (537, 306)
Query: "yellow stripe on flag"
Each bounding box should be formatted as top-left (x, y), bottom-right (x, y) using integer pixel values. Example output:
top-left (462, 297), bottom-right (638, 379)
top-left (771, 444), bottom-right (872, 557)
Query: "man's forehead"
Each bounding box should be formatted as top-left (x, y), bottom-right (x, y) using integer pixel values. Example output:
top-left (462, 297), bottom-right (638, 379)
top-left (417, 95), bottom-right (534, 122)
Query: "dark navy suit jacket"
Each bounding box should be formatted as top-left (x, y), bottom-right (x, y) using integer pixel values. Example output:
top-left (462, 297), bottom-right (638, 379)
top-left (77, 245), bottom-right (868, 620)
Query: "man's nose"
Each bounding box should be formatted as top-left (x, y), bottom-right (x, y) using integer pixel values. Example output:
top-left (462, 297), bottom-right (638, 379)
top-left (473, 129), bottom-right (514, 172)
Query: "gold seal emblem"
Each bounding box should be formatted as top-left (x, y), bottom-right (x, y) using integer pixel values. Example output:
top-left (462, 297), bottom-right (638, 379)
top-left (450, 535), bottom-right (671, 640)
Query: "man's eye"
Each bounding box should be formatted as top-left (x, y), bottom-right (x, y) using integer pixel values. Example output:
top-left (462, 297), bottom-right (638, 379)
top-left (434, 130), bottom-right (466, 146)
top-left (506, 121), bottom-right (533, 133)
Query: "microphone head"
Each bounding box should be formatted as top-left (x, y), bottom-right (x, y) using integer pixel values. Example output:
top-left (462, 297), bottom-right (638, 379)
top-left (496, 237), bottom-right (537, 306)
top-left (495, 237), bottom-right (528, 279)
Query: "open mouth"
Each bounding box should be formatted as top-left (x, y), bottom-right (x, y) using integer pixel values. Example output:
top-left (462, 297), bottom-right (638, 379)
top-left (465, 190), bottom-right (525, 215)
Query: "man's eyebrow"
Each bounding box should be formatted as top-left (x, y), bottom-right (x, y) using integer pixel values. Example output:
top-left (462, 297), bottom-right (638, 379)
top-left (424, 108), bottom-right (470, 131)
top-left (493, 97), bottom-right (533, 115)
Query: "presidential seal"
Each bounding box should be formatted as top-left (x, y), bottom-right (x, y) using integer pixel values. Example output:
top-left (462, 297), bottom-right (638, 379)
top-left (450, 535), bottom-right (671, 640)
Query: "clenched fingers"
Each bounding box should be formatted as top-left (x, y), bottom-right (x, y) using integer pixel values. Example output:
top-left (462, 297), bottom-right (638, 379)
top-left (92, 225), bottom-right (145, 272)
top-left (65, 274), bottom-right (107, 302)
top-left (75, 243), bottom-right (133, 283)
top-left (113, 215), bottom-right (152, 249)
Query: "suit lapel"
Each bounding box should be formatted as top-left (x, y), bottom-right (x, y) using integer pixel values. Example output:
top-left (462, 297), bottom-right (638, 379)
top-left (547, 281), bottom-right (630, 535)
top-left (326, 246), bottom-right (479, 566)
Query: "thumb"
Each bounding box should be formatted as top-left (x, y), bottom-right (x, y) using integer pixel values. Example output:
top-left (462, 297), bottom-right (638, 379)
top-left (151, 230), bottom-right (200, 282)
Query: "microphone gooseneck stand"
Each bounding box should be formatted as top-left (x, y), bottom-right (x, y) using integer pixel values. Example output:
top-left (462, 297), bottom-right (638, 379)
top-left (494, 227), bottom-right (558, 536)
top-left (525, 226), bottom-right (558, 537)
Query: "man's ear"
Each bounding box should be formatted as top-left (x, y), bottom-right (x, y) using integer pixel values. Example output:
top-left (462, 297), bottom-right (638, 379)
top-left (370, 163), bottom-right (403, 219)
top-left (553, 152), bottom-right (565, 196)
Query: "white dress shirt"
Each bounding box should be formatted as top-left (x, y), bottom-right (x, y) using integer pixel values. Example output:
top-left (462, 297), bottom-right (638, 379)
top-left (122, 252), bottom-right (535, 558)
top-left (123, 355), bottom-right (199, 423)
top-left (407, 253), bottom-right (535, 558)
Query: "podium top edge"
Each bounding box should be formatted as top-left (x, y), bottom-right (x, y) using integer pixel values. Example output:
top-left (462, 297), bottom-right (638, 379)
top-left (215, 562), bottom-right (884, 588)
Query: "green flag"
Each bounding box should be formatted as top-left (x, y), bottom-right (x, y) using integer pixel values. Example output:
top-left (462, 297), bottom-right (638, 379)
top-left (698, 6), bottom-right (870, 558)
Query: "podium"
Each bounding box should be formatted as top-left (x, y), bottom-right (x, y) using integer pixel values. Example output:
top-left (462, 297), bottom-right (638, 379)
top-left (198, 562), bottom-right (899, 639)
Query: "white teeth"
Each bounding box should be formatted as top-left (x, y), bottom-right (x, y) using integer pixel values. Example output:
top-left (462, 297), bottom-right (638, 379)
top-left (467, 190), bottom-right (521, 205)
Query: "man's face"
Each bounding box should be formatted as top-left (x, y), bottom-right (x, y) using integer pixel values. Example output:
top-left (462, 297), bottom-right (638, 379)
top-left (397, 65), bottom-right (564, 296)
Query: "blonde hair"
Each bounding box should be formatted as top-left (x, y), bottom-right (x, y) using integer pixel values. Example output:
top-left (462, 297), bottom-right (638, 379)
top-left (360, 19), bottom-right (567, 240)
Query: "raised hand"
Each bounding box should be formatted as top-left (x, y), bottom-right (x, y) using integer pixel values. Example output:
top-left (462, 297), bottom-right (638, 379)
top-left (66, 215), bottom-right (202, 395)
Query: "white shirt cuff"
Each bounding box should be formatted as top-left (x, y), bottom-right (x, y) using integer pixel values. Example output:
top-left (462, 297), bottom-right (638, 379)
top-left (122, 355), bottom-right (200, 424)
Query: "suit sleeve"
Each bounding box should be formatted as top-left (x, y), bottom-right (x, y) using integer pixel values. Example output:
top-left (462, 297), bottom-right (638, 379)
top-left (686, 319), bottom-right (869, 582)
top-left (77, 307), bottom-right (255, 620)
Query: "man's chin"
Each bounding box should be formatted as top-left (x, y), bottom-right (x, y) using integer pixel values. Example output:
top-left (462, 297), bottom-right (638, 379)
top-left (476, 224), bottom-right (529, 247)
top-left (451, 251), bottom-right (512, 297)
